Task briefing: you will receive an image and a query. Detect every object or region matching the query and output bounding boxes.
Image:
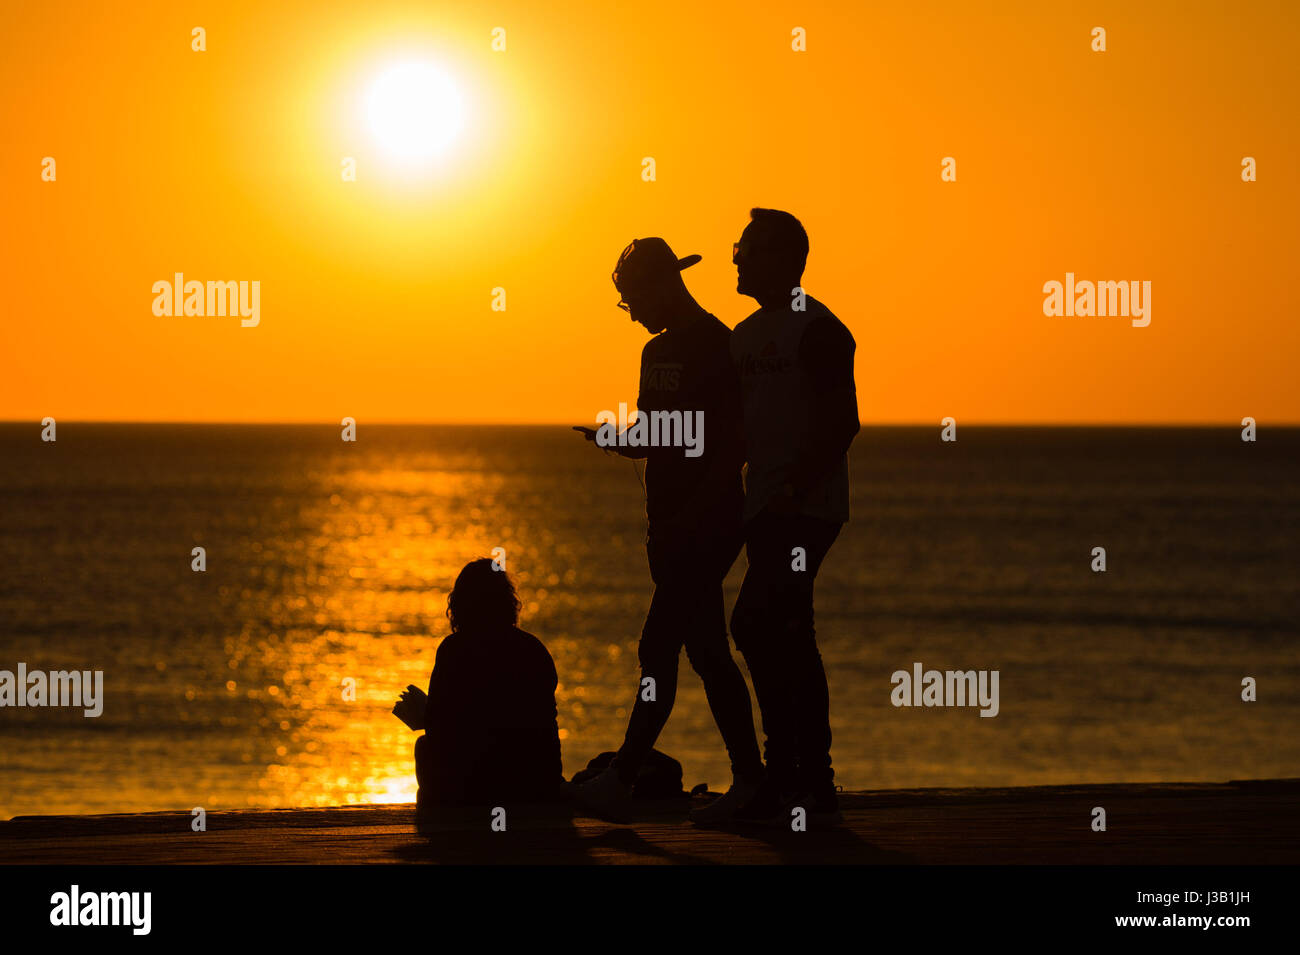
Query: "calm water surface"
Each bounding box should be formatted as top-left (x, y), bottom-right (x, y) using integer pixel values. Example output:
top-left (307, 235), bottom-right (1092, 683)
top-left (1, 424), bottom-right (1296, 817)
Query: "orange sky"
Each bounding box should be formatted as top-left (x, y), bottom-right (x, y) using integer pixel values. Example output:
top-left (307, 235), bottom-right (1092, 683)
top-left (3, 0), bottom-right (1297, 424)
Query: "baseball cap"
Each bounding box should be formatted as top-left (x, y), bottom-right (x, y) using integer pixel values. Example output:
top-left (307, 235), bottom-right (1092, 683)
top-left (612, 237), bottom-right (702, 292)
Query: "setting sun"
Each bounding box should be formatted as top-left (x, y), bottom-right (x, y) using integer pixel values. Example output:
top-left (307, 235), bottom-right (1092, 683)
top-left (365, 60), bottom-right (464, 164)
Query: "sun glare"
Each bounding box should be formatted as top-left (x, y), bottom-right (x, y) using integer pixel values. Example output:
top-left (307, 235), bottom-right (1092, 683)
top-left (365, 60), bottom-right (464, 164)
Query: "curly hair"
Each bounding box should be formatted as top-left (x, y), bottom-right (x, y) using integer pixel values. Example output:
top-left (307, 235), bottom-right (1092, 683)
top-left (446, 557), bottom-right (521, 632)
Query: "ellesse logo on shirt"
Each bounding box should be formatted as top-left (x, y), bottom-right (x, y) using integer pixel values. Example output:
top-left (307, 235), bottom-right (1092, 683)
top-left (741, 341), bottom-right (793, 375)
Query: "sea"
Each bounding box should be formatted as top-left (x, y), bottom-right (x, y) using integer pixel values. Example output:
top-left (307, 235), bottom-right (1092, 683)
top-left (1, 424), bottom-right (1296, 818)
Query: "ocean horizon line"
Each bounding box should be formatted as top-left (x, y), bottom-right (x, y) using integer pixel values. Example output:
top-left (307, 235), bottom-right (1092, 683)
top-left (3, 419), bottom-right (1296, 429)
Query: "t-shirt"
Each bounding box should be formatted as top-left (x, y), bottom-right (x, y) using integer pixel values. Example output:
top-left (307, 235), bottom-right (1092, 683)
top-left (636, 313), bottom-right (744, 527)
top-left (730, 295), bottom-right (856, 523)
top-left (422, 626), bottom-right (562, 803)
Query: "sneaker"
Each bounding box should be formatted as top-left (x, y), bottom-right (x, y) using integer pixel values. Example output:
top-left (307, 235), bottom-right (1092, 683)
top-left (689, 778), bottom-right (761, 826)
top-left (731, 779), bottom-right (793, 828)
top-left (571, 766), bottom-right (633, 823)
top-left (802, 785), bottom-right (843, 828)
top-left (735, 782), bottom-right (844, 830)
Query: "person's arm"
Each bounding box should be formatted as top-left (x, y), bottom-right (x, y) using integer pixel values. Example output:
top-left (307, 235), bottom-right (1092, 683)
top-left (687, 416), bottom-right (743, 506)
top-left (610, 343), bottom-right (659, 460)
top-left (539, 646), bottom-right (563, 784)
top-left (422, 639), bottom-right (458, 742)
top-left (573, 342), bottom-right (658, 459)
top-left (575, 424), bottom-right (651, 459)
top-left (787, 316), bottom-right (859, 496)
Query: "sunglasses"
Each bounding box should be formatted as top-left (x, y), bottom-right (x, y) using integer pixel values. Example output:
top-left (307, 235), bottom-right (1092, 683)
top-left (734, 237), bottom-right (778, 260)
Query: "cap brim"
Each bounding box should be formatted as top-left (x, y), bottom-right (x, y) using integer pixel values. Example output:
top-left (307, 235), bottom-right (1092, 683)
top-left (677, 254), bottom-right (702, 270)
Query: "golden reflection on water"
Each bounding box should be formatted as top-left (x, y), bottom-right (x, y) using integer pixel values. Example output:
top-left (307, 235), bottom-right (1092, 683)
top-left (231, 460), bottom-right (640, 810)
top-left (12, 425), bottom-right (1290, 818)
top-left (6, 424), bottom-right (1300, 819)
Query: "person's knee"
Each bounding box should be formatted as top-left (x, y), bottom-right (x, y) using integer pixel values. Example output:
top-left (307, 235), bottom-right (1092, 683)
top-left (637, 639), bottom-right (679, 684)
top-left (781, 606), bottom-right (816, 639)
top-left (734, 583), bottom-right (805, 651)
top-left (684, 638), bottom-right (736, 680)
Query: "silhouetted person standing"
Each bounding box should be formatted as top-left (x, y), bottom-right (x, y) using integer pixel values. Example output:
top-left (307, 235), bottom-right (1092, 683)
top-left (572, 238), bottom-right (764, 823)
top-left (728, 209), bottom-right (859, 826)
top-left (394, 559), bottom-right (563, 815)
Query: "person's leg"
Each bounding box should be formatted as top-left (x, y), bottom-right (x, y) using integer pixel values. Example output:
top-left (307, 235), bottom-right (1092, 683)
top-left (609, 537), bottom-right (686, 787)
top-left (782, 517), bottom-right (841, 796)
top-left (732, 514), bottom-right (843, 801)
top-left (683, 598), bottom-right (765, 786)
top-left (415, 733), bottom-right (465, 809)
top-left (576, 535), bottom-right (689, 821)
top-left (681, 527), bottom-right (763, 786)
top-left (730, 512), bottom-right (801, 794)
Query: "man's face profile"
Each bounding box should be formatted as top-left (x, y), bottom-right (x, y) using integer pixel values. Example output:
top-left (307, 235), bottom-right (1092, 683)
top-left (734, 221), bottom-right (778, 297)
top-left (618, 283), bottom-right (667, 334)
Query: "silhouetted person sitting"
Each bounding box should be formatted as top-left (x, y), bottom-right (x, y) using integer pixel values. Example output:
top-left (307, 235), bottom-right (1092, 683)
top-left (393, 559), bottom-right (563, 815)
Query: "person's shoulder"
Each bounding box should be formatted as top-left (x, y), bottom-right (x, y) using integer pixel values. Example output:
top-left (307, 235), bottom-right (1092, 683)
top-left (512, 627), bottom-right (554, 658)
top-left (433, 631), bottom-right (466, 665)
top-left (641, 330), bottom-right (670, 360)
top-left (513, 628), bottom-right (558, 685)
top-left (731, 307), bottom-right (765, 342)
top-left (803, 295), bottom-right (840, 323)
top-left (700, 313), bottom-right (733, 337)
top-left (803, 297), bottom-right (854, 342)
top-left (696, 314), bottom-right (735, 350)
